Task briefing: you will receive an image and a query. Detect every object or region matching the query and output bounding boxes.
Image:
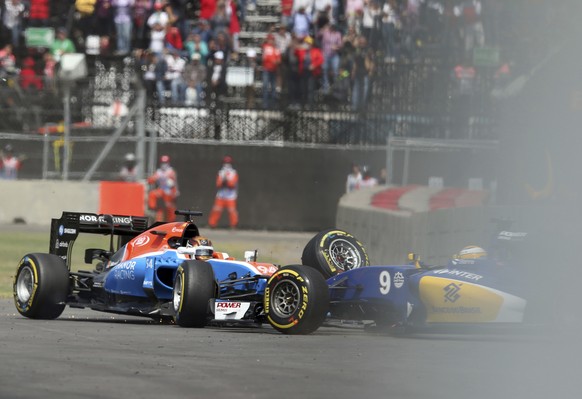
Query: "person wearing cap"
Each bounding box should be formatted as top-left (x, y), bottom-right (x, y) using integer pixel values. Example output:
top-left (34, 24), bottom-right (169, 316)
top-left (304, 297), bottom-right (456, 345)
top-left (50, 27), bottom-right (76, 63)
top-left (295, 35), bottom-right (323, 105)
top-left (244, 48), bottom-right (258, 108)
top-left (209, 155), bottom-right (239, 229)
top-left (119, 152), bottom-right (138, 182)
top-left (147, 154), bottom-right (179, 222)
top-left (261, 33), bottom-right (281, 109)
top-left (0, 144), bottom-right (23, 179)
top-left (280, 0), bottom-right (293, 28)
top-left (147, 2), bottom-right (169, 30)
top-left (209, 50), bottom-right (227, 98)
top-left (182, 52), bottom-right (207, 106)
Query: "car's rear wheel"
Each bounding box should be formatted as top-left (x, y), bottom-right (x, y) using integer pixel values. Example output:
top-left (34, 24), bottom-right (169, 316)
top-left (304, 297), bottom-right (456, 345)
top-left (173, 260), bottom-right (216, 327)
top-left (13, 253), bottom-right (70, 319)
top-left (265, 265), bottom-right (329, 335)
top-left (301, 229), bottom-right (370, 279)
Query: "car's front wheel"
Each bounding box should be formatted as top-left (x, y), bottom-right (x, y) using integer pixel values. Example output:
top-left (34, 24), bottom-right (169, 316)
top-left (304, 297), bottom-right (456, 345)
top-left (265, 265), bottom-right (329, 335)
top-left (13, 253), bottom-right (70, 319)
top-left (173, 260), bottom-right (216, 327)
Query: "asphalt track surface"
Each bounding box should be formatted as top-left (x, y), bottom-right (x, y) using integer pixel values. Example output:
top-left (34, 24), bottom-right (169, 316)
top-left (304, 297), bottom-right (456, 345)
top-left (1, 227), bottom-right (581, 399)
top-left (1, 299), bottom-right (580, 399)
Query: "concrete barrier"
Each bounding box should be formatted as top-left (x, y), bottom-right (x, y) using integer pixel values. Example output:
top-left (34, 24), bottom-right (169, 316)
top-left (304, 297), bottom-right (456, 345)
top-left (336, 187), bottom-right (497, 265)
top-left (0, 180), bottom-right (100, 225)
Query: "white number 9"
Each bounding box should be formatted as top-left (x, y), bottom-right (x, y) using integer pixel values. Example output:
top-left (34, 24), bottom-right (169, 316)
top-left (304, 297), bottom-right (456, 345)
top-left (379, 271), bottom-right (391, 295)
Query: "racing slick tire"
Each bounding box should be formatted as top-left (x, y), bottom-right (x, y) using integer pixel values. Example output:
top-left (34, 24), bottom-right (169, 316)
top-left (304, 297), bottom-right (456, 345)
top-left (301, 229), bottom-right (370, 279)
top-left (13, 253), bottom-right (70, 319)
top-left (173, 260), bottom-right (216, 327)
top-left (265, 265), bottom-right (329, 335)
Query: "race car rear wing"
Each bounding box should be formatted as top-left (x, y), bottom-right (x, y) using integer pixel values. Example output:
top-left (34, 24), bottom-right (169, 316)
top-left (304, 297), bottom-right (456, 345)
top-left (49, 212), bottom-right (150, 268)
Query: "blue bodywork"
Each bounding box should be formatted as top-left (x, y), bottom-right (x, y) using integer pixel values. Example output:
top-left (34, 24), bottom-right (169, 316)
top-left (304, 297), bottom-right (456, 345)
top-left (327, 259), bottom-right (526, 326)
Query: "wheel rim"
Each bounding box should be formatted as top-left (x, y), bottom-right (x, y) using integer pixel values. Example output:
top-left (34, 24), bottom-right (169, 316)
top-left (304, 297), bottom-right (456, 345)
top-left (16, 265), bottom-right (35, 303)
top-left (173, 272), bottom-right (183, 313)
top-left (271, 279), bottom-right (300, 318)
top-left (328, 238), bottom-right (361, 272)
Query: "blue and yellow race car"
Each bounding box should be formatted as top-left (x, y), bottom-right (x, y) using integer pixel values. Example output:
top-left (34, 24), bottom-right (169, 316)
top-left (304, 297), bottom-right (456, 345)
top-left (301, 228), bottom-right (532, 329)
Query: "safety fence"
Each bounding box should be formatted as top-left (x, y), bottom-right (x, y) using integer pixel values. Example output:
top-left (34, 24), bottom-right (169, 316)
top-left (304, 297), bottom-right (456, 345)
top-left (0, 55), bottom-right (499, 144)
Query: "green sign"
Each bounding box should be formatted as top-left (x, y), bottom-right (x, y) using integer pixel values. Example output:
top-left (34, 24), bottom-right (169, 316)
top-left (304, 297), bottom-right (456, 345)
top-left (473, 47), bottom-right (500, 67)
top-left (25, 27), bottom-right (55, 48)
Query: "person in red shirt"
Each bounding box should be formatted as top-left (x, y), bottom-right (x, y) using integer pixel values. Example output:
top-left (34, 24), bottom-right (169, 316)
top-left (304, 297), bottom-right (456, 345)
top-left (19, 57), bottom-right (43, 91)
top-left (28, 0), bottom-right (50, 27)
top-left (295, 36), bottom-right (323, 105)
top-left (199, 0), bottom-right (217, 21)
top-left (280, 0), bottom-right (293, 28)
top-left (261, 33), bottom-right (281, 108)
top-left (165, 25), bottom-right (184, 53)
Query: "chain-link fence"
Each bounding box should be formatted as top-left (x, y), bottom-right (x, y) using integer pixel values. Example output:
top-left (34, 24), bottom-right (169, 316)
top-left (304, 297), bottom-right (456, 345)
top-left (0, 54), bottom-right (499, 144)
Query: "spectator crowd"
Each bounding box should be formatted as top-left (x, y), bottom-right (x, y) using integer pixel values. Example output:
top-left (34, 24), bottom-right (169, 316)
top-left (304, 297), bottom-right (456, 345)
top-left (0, 0), bottom-right (572, 112)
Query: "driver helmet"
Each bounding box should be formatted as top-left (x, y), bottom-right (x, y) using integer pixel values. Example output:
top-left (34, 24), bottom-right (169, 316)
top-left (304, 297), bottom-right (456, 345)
top-left (456, 245), bottom-right (487, 260)
top-left (187, 235), bottom-right (214, 260)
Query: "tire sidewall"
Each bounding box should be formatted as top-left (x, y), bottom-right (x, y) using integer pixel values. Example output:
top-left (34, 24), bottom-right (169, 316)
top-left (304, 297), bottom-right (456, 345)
top-left (173, 260), bottom-right (216, 327)
top-left (14, 261), bottom-right (39, 315)
top-left (13, 253), bottom-right (69, 319)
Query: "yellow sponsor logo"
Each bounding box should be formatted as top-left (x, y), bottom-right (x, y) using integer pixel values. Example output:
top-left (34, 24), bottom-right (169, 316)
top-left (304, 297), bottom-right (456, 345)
top-left (264, 286), bottom-right (270, 314)
top-left (420, 277), bottom-right (503, 323)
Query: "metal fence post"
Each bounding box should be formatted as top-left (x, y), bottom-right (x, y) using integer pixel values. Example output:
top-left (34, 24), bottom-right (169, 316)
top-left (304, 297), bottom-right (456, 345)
top-left (62, 82), bottom-right (71, 180)
top-left (135, 88), bottom-right (146, 180)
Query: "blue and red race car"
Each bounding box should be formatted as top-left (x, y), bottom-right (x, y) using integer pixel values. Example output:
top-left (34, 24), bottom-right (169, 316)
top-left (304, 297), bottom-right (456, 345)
top-left (13, 211), bottom-right (329, 334)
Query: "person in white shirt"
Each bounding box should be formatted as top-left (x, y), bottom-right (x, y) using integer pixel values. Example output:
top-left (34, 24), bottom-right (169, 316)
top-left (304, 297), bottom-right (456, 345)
top-left (165, 50), bottom-right (187, 104)
top-left (346, 163), bottom-right (362, 193)
top-left (147, 2), bottom-right (169, 30)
